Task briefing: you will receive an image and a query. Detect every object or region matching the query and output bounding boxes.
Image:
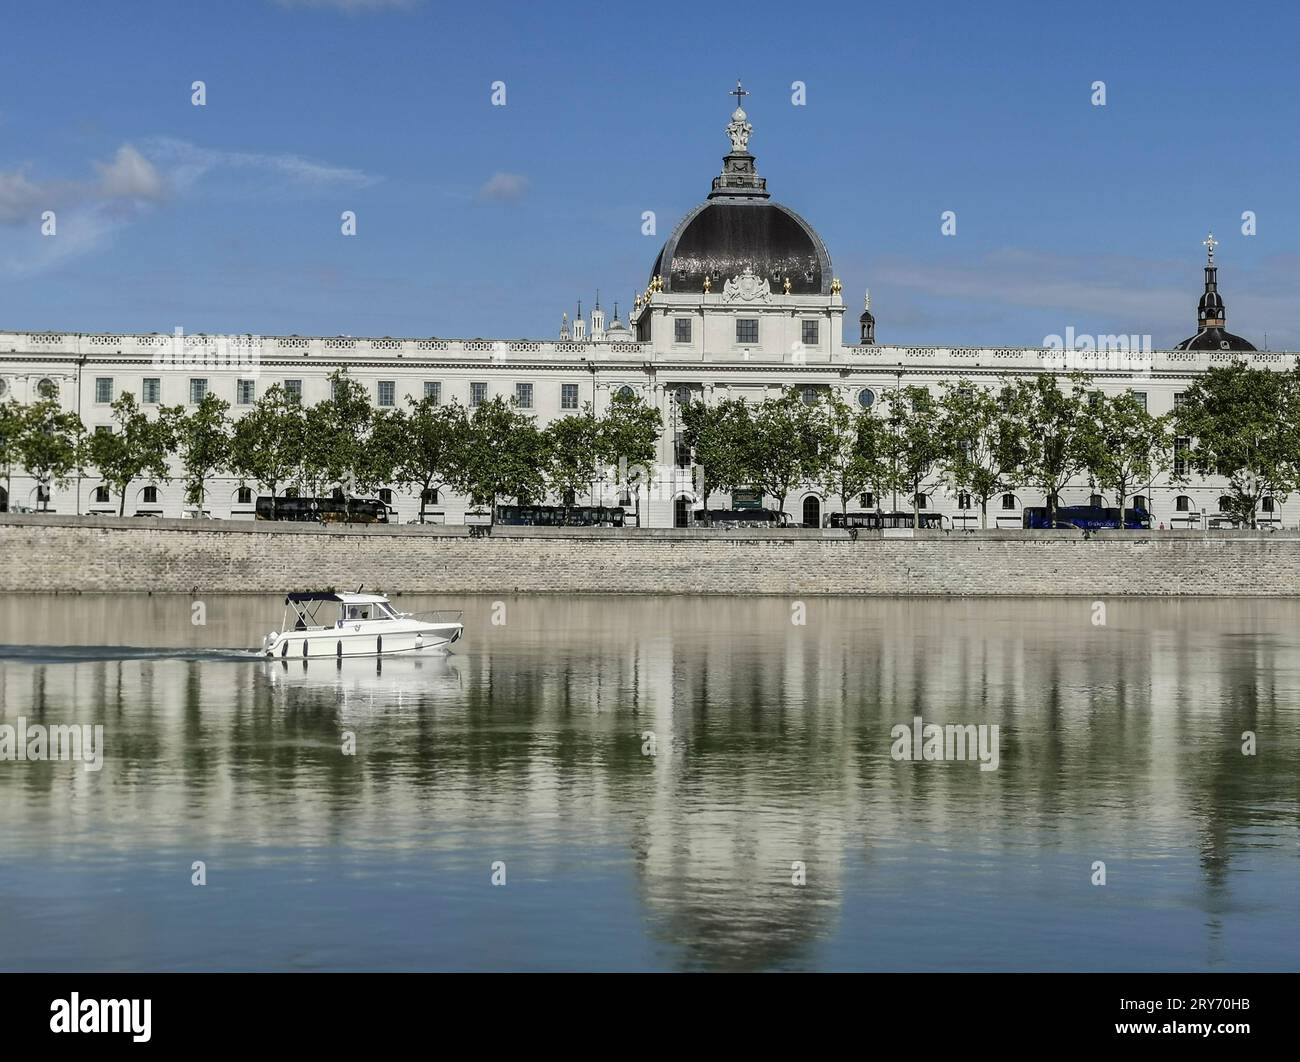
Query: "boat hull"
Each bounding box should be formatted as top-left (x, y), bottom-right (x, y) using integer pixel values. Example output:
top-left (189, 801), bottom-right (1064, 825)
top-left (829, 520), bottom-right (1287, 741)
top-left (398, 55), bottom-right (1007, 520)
top-left (264, 622), bottom-right (462, 659)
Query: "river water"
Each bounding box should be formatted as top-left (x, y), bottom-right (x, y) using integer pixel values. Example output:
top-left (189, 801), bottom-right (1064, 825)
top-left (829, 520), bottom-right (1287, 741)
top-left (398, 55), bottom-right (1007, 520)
top-left (0, 594), bottom-right (1296, 971)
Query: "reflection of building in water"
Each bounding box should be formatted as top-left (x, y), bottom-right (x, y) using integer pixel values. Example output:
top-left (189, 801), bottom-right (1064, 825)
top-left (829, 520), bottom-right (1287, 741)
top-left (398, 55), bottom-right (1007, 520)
top-left (2, 595), bottom-right (1297, 968)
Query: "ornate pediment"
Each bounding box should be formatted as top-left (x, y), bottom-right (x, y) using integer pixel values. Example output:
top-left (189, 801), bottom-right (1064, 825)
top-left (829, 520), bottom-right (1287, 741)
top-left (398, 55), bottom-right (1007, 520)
top-left (722, 266), bottom-right (771, 304)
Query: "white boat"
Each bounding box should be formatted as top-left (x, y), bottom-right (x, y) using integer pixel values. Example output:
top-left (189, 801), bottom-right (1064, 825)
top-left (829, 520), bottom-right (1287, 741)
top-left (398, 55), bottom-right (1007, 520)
top-left (261, 592), bottom-right (463, 659)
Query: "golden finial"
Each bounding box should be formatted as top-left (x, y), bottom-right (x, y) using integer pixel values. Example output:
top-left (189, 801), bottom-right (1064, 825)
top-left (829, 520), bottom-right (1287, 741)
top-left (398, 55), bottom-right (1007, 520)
top-left (653, 274), bottom-right (663, 292)
top-left (703, 274), bottom-right (712, 293)
top-left (831, 277), bottom-right (842, 295)
top-left (782, 276), bottom-right (792, 295)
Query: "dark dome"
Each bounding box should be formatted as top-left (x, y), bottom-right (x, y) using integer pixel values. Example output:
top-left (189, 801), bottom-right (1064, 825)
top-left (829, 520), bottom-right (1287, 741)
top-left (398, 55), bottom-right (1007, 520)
top-left (1174, 328), bottom-right (1256, 352)
top-left (650, 200), bottom-right (831, 295)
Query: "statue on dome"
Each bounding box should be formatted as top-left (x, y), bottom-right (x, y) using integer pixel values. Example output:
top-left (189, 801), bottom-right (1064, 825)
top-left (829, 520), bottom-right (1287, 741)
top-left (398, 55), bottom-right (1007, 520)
top-left (726, 80), bottom-right (752, 152)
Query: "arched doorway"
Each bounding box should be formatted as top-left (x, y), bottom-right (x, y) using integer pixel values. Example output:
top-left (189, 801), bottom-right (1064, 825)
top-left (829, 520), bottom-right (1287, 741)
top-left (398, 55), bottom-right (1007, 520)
top-left (802, 495), bottom-right (821, 528)
top-left (674, 495), bottom-right (690, 528)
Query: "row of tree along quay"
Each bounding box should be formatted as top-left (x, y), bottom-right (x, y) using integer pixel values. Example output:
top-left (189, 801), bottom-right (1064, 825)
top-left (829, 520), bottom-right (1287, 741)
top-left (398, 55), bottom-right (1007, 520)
top-left (0, 361), bottom-right (1293, 529)
top-left (0, 370), bottom-right (661, 525)
top-left (681, 361), bottom-right (1300, 530)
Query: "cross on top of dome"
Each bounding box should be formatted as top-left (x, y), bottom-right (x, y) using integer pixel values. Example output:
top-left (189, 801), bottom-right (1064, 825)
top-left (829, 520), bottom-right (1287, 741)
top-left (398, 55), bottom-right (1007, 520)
top-left (726, 80), bottom-right (753, 152)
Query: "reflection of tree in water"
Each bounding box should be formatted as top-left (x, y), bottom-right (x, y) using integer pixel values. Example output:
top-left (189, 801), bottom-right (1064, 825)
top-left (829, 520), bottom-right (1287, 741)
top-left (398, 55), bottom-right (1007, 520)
top-left (3, 595), bottom-right (1299, 970)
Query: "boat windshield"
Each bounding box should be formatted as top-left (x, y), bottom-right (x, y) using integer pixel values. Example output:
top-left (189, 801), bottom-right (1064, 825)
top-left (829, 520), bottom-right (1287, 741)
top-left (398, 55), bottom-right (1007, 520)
top-left (341, 602), bottom-right (400, 622)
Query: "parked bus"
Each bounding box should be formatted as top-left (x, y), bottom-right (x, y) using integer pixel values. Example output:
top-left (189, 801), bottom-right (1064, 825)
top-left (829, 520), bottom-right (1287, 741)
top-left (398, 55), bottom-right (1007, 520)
top-left (494, 504), bottom-right (626, 527)
top-left (1022, 505), bottom-right (1151, 530)
top-left (827, 510), bottom-right (946, 530)
top-left (255, 496), bottom-right (392, 524)
top-left (692, 507), bottom-right (787, 528)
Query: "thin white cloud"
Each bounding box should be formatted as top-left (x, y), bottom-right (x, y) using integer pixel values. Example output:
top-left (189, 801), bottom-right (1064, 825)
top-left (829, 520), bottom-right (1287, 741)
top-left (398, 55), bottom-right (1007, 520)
top-left (476, 172), bottom-right (529, 203)
top-left (0, 144), bottom-right (165, 225)
top-left (875, 247), bottom-right (1300, 349)
top-left (139, 137), bottom-right (378, 194)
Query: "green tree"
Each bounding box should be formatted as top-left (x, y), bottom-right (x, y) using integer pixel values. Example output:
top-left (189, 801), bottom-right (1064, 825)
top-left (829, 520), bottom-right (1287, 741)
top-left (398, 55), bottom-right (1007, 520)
top-left (816, 390), bottom-right (888, 521)
top-left (1172, 361), bottom-right (1300, 529)
top-left (1082, 390), bottom-right (1171, 516)
top-left (741, 388), bottom-right (832, 522)
top-left (389, 397), bottom-right (470, 522)
top-left (300, 370), bottom-right (374, 504)
top-left (598, 390), bottom-right (663, 526)
top-left (454, 395), bottom-right (550, 523)
top-left (679, 396), bottom-right (751, 524)
top-left (1015, 373), bottom-right (1092, 526)
top-left (0, 400), bottom-right (26, 512)
top-left (546, 405), bottom-right (601, 520)
top-left (16, 399), bottom-right (85, 512)
top-left (881, 385), bottom-right (943, 528)
top-left (228, 383), bottom-right (306, 507)
top-left (937, 380), bottom-right (1027, 529)
top-left (168, 392), bottom-right (230, 510)
top-left (84, 393), bottom-right (174, 516)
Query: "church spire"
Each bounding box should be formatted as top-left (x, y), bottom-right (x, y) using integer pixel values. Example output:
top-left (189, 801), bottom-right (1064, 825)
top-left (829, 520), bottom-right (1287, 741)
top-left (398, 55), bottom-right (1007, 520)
top-left (1198, 231), bottom-right (1225, 329)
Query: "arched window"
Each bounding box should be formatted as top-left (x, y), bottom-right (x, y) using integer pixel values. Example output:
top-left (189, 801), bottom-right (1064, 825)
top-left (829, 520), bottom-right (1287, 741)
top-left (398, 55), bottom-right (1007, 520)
top-left (1133, 495), bottom-right (1148, 511)
top-left (37, 378), bottom-right (58, 399)
top-left (1218, 495), bottom-right (1233, 512)
top-left (93, 486), bottom-right (110, 503)
top-left (1089, 493), bottom-right (1103, 508)
top-left (422, 488), bottom-right (439, 505)
top-left (914, 493), bottom-right (928, 510)
top-left (1001, 493), bottom-right (1018, 510)
top-left (616, 385), bottom-right (635, 400)
top-left (857, 387), bottom-right (876, 409)
top-left (236, 487), bottom-right (253, 505)
top-left (1175, 496), bottom-right (1192, 512)
top-left (1262, 496), bottom-right (1276, 513)
top-left (802, 495), bottom-right (821, 528)
top-left (378, 488), bottom-right (394, 505)
top-left (142, 486), bottom-right (158, 504)
top-left (674, 496), bottom-right (690, 528)
top-left (957, 492), bottom-right (971, 510)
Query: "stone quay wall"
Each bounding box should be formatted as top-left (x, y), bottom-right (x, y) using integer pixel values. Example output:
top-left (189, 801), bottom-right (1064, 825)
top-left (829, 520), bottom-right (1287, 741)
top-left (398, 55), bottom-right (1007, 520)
top-left (0, 514), bottom-right (1295, 596)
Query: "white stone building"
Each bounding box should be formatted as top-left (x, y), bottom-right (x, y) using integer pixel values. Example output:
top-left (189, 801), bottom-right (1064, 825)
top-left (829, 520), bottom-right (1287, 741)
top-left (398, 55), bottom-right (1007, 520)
top-left (0, 90), bottom-right (1286, 528)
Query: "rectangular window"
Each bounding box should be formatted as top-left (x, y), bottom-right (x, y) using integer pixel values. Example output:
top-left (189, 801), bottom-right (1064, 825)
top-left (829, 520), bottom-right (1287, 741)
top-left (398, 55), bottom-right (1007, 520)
top-left (377, 381), bottom-right (396, 407)
top-left (237, 379), bottom-right (255, 405)
top-left (424, 381), bottom-right (441, 404)
top-left (189, 378), bottom-right (208, 404)
top-left (284, 379), bottom-right (303, 401)
top-left (470, 382), bottom-right (487, 408)
top-left (561, 383), bottom-right (580, 410)
top-left (142, 378), bottom-right (161, 405)
top-left (95, 425), bottom-right (113, 435)
top-left (860, 492), bottom-right (875, 509)
top-left (1173, 391), bottom-right (1186, 408)
top-left (801, 320), bottom-right (819, 346)
top-left (957, 492), bottom-right (971, 510)
top-left (674, 318), bottom-right (692, 344)
top-left (736, 319), bottom-right (758, 345)
top-left (1174, 437), bottom-right (1189, 476)
top-left (1130, 390), bottom-right (1147, 412)
top-left (1176, 495), bottom-right (1190, 512)
top-left (94, 377), bottom-right (113, 404)
top-left (515, 382), bottom-right (533, 409)
top-left (1263, 496), bottom-right (1276, 513)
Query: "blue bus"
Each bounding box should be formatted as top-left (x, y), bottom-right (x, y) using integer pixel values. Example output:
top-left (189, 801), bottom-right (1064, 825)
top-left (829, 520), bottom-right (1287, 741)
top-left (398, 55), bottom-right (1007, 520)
top-left (1022, 505), bottom-right (1151, 530)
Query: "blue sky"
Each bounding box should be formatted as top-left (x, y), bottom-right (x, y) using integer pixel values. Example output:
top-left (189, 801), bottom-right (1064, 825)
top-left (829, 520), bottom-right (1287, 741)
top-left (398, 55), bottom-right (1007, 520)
top-left (2, 0), bottom-right (1298, 347)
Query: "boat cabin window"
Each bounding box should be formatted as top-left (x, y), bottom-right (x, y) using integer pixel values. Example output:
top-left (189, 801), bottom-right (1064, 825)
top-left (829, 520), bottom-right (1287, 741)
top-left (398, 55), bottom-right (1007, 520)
top-left (345, 605), bottom-right (372, 621)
